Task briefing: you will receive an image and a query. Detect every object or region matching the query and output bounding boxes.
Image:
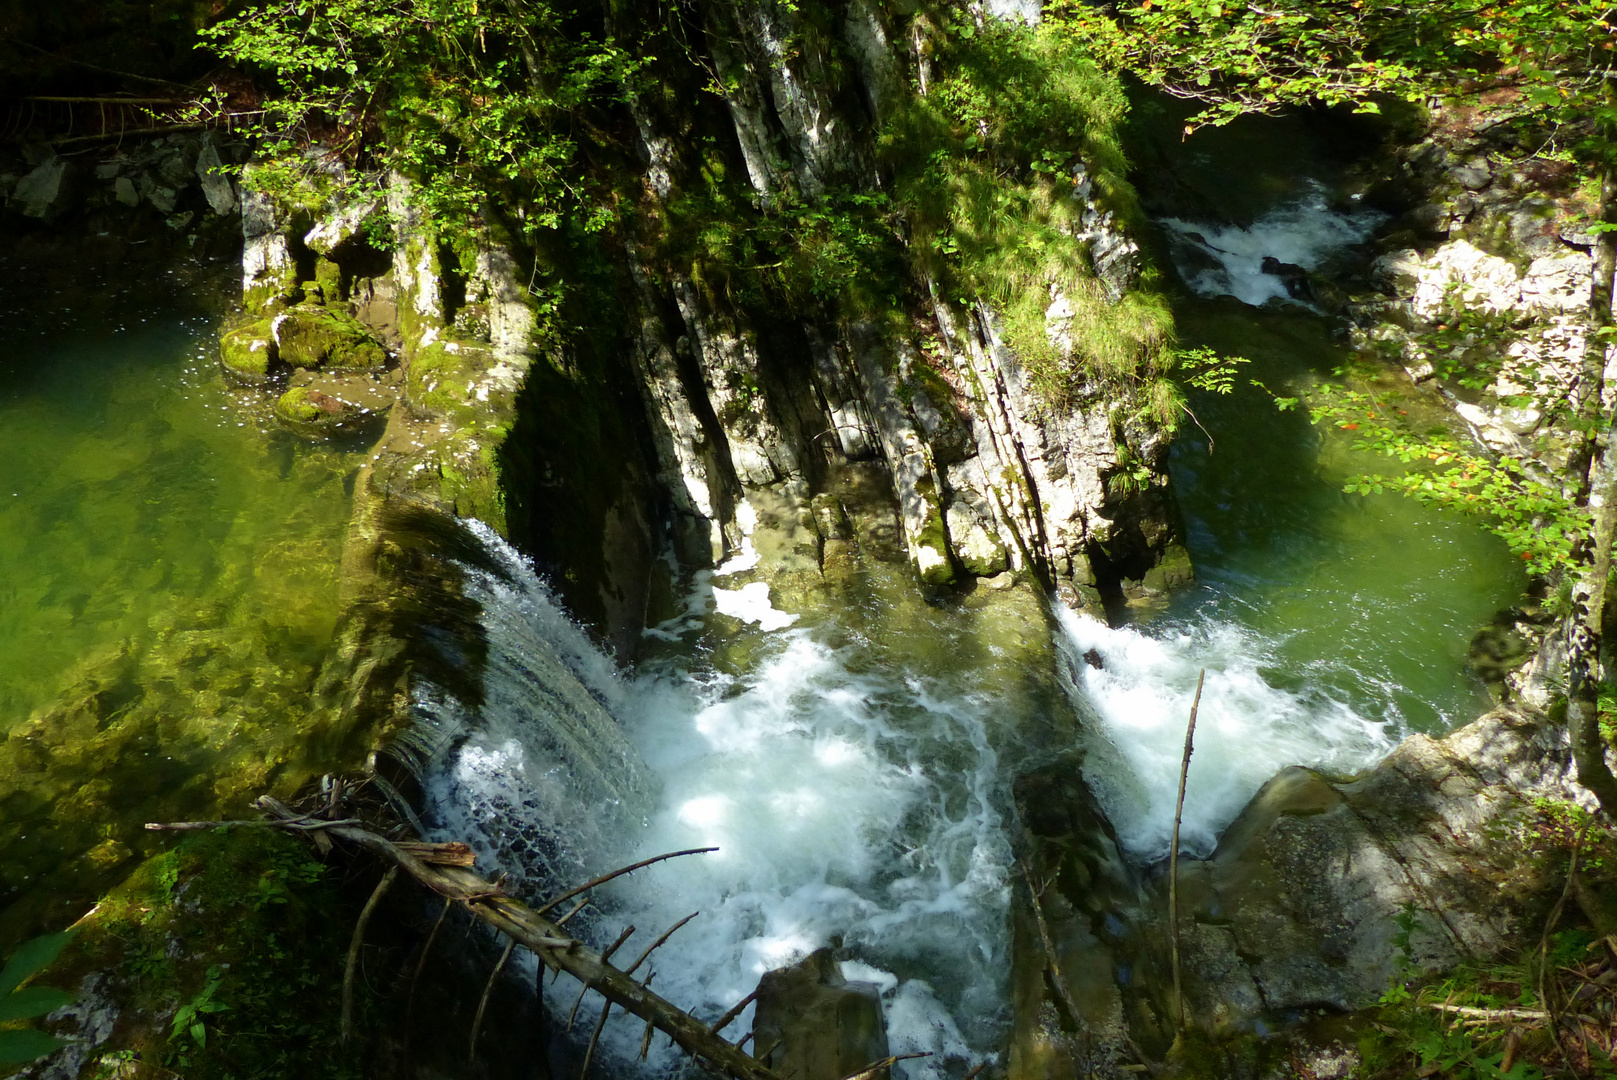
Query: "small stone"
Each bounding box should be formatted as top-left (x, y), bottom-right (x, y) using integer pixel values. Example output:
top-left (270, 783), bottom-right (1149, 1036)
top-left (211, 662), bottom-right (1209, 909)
top-left (146, 184), bottom-right (178, 213)
top-left (112, 176), bottom-right (139, 207)
top-left (1450, 162), bottom-right (1491, 190)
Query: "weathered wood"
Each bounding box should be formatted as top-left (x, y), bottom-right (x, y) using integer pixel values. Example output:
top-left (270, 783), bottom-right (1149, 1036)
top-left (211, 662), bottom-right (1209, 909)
top-left (249, 798), bottom-right (783, 1080)
top-left (1426, 1004), bottom-right (1549, 1022)
top-left (709, 988), bottom-right (759, 1034)
top-left (1169, 669), bottom-right (1206, 1031)
top-left (839, 1052), bottom-right (931, 1080)
top-left (344, 866), bottom-right (399, 1043)
top-left (395, 841), bottom-right (478, 867)
top-left (533, 847), bottom-right (717, 916)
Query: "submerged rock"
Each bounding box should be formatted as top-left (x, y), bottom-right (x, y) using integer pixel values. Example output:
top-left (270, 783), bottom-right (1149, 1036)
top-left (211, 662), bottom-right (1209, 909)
top-left (753, 949), bottom-right (888, 1080)
top-left (273, 382), bottom-right (385, 440)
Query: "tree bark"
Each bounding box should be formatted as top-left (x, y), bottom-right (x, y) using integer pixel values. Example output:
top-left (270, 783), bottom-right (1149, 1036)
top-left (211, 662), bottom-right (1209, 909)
top-left (1566, 77), bottom-right (1617, 818)
top-left (249, 799), bottom-right (784, 1080)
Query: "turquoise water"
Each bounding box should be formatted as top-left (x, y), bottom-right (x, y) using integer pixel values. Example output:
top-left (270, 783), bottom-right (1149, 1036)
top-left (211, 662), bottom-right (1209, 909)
top-left (1167, 300), bottom-right (1523, 735)
top-left (0, 263), bottom-right (358, 940)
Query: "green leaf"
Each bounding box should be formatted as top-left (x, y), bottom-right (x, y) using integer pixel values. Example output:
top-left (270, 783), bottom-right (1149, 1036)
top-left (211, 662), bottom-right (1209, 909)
top-left (0, 932), bottom-right (76, 998)
top-left (0, 1028), bottom-right (69, 1066)
top-left (0, 986), bottom-right (75, 1023)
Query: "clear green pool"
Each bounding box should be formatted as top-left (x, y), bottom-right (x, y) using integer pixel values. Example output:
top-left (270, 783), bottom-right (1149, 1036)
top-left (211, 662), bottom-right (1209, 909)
top-left (0, 264), bottom-right (358, 940)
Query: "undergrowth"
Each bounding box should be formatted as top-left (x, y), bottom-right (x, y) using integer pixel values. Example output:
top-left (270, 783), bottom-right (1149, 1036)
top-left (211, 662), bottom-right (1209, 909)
top-left (60, 828), bottom-right (372, 1080)
top-left (1362, 802), bottom-right (1617, 1079)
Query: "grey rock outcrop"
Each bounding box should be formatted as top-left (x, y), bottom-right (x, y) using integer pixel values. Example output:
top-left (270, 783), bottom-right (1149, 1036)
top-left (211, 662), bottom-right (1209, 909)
top-left (1011, 705), bottom-right (1584, 1078)
top-left (753, 949), bottom-right (889, 1080)
top-left (1177, 707), bottom-right (1579, 1016)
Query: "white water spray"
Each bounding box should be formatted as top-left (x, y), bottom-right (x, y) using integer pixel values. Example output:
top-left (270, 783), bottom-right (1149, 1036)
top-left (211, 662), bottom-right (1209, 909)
top-left (418, 529), bottom-right (1012, 1078)
top-left (1052, 602), bottom-right (1398, 859)
top-left (1162, 182), bottom-right (1384, 307)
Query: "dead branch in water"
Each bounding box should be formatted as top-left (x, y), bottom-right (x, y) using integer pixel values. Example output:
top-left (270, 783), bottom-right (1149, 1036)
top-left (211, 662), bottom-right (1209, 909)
top-left (148, 799), bottom-right (780, 1080)
top-left (1169, 669), bottom-right (1206, 1032)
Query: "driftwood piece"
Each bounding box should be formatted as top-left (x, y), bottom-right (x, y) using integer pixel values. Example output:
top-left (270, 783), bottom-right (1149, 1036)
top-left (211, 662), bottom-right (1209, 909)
top-left (241, 798), bottom-right (785, 1080)
top-left (1168, 669), bottom-right (1206, 1032)
top-left (344, 866), bottom-right (399, 1043)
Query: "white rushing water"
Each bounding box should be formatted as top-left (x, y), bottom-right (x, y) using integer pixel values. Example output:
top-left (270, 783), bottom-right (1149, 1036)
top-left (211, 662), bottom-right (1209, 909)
top-left (1051, 602), bottom-right (1398, 859)
top-left (1161, 181), bottom-right (1384, 307)
top-left (419, 526), bottom-right (1413, 1070)
top-left (419, 528), bottom-right (1011, 1078)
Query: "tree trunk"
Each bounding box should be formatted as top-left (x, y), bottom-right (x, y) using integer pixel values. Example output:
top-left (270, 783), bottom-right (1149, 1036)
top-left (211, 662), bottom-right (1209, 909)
top-left (1566, 81), bottom-right (1617, 817)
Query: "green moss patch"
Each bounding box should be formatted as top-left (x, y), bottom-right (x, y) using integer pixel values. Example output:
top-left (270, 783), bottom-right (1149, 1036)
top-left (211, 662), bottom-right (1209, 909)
top-left (218, 320), bottom-right (278, 383)
top-left (274, 306), bottom-right (387, 371)
top-left (47, 828), bottom-right (372, 1080)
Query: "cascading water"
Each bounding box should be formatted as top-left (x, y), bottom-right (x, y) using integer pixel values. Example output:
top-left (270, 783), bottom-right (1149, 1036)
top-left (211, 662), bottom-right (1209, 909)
top-left (418, 528), bottom-right (1016, 1077)
top-left (1161, 180), bottom-right (1384, 307)
top-left (1049, 159), bottom-right (1523, 865)
top-left (413, 123), bottom-right (1528, 1072)
top-left (1051, 605), bottom-right (1396, 858)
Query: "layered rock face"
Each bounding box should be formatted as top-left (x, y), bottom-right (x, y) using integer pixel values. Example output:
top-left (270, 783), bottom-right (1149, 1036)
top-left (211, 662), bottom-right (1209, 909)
top-left (612, 0), bottom-right (1173, 601)
top-left (222, 0), bottom-right (1181, 654)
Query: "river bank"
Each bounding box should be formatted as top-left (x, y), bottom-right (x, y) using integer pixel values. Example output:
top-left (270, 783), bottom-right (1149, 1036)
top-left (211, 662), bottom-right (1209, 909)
top-left (2, 4), bottom-right (1612, 1079)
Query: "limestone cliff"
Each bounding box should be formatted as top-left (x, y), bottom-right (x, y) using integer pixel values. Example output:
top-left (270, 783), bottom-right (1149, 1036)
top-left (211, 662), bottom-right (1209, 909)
top-left (220, 0), bottom-right (1185, 654)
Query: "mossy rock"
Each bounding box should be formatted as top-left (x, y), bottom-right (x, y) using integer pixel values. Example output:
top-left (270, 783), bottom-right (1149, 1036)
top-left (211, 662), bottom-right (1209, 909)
top-left (33, 828), bottom-right (375, 1079)
top-left (273, 386), bottom-right (365, 440)
top-left (218, 319), bottom-right (279, 384)
top-left (273, 305), bottom-right (387, 371)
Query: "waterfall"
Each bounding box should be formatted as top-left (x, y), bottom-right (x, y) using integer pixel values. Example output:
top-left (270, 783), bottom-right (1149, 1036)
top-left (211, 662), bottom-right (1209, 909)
top-left (1051, 602), bottom-right (1398, 860)
top-left (415, 527), bottom-right (1014, 1078)
top-left (414, 521), bottom-right (654, 893)
top-left (1161, 180), bottom-right (1385, 306)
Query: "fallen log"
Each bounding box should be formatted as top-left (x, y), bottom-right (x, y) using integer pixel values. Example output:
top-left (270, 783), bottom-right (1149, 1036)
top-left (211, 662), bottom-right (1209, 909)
top-left (151, 798), bottom-right (783, 1080)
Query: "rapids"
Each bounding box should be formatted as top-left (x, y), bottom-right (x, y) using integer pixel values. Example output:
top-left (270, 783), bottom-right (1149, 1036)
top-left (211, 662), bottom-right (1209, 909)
top-left (413, 114), bottom-right (1526, 1075)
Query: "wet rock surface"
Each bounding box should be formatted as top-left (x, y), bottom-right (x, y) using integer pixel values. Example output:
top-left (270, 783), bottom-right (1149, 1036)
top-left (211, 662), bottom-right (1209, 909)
top-left (753, 949), bottom-right (889, 1080)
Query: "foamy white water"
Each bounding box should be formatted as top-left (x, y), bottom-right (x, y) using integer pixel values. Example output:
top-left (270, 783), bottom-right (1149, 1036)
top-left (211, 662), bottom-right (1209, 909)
top-left (418, 528), bottom-right (1011, 1078)
top-left (1162, 182), bottom-right (1383, 307)
top-left (1052, 602), bottom-right (1398, 859)
top-left (588, 634), bottom-right (1007, 1076)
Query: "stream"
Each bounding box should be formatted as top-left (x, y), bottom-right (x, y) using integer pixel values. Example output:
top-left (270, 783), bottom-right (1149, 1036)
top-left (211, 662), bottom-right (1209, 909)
top-left (412, 114), bottom-right (1526, 1073)
top-left (0, 112), bottom-right (1526, 1069)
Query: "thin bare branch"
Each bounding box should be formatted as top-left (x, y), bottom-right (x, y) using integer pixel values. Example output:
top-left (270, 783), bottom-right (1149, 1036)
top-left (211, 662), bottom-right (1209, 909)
top-left (534, 848), bottom-right (718, 916)
top-left (470, 939), bottom-right (517, 1062)
top-left (344, 866), bottom-right (399, 1044)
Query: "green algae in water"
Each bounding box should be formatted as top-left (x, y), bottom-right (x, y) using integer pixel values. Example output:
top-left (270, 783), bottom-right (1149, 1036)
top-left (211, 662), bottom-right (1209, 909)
top-left (0, 291), bottom-right (358, 942)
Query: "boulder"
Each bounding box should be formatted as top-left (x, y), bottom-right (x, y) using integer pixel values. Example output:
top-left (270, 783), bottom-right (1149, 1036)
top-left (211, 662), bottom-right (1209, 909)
top-left (218, 319), bottom-right (279, 383)
top-left (753, 949), bottom-right (888, 1080)
top-left (271, 304), bottom-right (388, 370)
top-left (13, 156), bottom-right (72, 220)
top-left (195, 137), bottom-right (237, 216)
top-left (1176, 707), bottom-right (1578, 1017)
top-left (1260, 256), bottom-right (1315, 302)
